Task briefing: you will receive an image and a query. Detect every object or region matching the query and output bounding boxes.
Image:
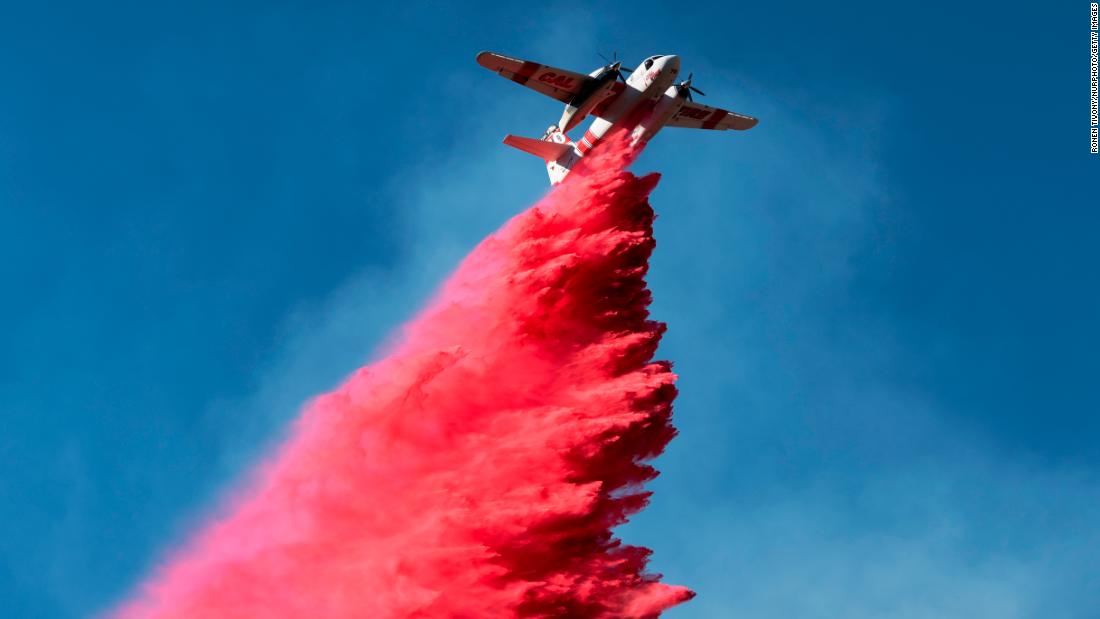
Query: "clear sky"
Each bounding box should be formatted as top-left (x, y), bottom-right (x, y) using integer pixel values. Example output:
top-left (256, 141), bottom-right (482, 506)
top-left (1, 1), bottom-right (1097, 617)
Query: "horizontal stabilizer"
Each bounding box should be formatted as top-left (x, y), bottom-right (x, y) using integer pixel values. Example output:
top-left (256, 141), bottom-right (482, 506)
top-left (503, 135), bottom-right (573, 162)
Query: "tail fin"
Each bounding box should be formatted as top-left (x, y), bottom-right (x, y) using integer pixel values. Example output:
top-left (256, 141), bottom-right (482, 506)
top-left (502, 135), bottom-right (573, 161)
top-left (503, 126), bottom-right (578, 185)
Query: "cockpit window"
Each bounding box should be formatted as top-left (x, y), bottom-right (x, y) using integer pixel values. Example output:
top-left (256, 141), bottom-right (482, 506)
top-left (644, 58), bottom-right (654, 70)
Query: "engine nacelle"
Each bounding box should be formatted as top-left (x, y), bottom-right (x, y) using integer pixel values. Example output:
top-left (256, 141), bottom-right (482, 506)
top-left (557, 66), bottom-right (620, 133)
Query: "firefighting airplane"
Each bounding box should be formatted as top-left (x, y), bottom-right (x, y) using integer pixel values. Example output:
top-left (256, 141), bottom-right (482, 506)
top-left (476, 51), bottom-right (758, 184)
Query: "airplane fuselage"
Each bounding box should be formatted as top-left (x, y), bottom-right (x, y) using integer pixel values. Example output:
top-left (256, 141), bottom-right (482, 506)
top-left (573, 55), bottom-right (681, 154)
top-left (547, 55), bottom-right (685, 182)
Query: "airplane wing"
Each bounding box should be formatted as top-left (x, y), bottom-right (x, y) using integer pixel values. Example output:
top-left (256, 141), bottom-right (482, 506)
top-left (476, 51), bottom-right (592, 104)
top-left (667, 101), bottom-right (759, 131)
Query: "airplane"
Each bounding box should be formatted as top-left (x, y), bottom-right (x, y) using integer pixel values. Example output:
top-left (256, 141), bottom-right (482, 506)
top-left (476, 51), bottom-right (758, 185)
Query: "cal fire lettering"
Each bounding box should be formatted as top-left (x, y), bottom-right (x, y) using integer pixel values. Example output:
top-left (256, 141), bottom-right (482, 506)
top-left (538, 72), bottom-right (576, 89)
top-left (679, 106), bottom-right (711, 120)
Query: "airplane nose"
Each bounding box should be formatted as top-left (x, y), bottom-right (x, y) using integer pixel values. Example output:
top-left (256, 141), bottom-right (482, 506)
top-left (663, 55), bottom-right (680, 73)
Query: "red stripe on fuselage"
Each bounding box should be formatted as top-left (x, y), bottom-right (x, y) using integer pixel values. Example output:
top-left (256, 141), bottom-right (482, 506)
top-left (702, 108), bottom-right (728, 130)
top-left (577, 129), bottom-right (600, 155)
top-left (510, 61), bottom-right (541, 86)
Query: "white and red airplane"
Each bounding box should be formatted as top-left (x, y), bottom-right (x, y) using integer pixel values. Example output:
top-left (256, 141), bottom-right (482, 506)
top-left (476, 51), bottom-right (758, 184)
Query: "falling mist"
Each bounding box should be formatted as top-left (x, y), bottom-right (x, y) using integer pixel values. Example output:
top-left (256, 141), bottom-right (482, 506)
top-left (114, 136), bottom-right (693, 618)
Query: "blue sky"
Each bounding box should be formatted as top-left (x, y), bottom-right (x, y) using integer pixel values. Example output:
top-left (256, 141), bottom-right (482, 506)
top-left (1, 1), bottom-right (1097, 617)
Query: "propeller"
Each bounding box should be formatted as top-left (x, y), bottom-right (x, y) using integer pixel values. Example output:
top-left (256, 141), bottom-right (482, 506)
top-left (677, 73), bottom-right (706, 101)
top-left (598, 51), bottom-right (631, 81)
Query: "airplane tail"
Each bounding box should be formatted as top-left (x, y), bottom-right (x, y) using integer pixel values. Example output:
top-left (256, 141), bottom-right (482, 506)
top-left (503, 126), bottom-right (579, 185)
top-left (503, 134), bottom-right (572, 161)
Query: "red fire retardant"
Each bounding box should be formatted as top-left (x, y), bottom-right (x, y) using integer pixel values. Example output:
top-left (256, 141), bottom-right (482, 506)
top-left (115, 136), bottom-right (692, 618)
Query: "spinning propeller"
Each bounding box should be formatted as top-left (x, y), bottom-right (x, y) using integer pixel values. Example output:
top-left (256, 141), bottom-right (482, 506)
top-left (677, 73), bottom-right (706, 101)
top-left (597, 51), bottom-right (631, 82)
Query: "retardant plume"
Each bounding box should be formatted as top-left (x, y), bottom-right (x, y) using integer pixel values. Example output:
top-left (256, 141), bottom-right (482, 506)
top-left (114, 135), bottom-right (693, 618)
